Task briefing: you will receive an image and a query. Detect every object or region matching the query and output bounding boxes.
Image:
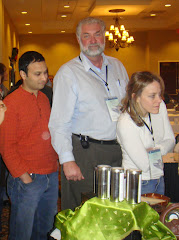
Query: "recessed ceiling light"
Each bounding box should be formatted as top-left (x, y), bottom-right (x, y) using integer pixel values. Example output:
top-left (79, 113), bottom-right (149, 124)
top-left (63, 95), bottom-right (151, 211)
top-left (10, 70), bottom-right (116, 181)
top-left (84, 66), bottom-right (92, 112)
top-left (150, 13), bottom-right (156, 17)
top-left (61, 30), bottom-right (65, 33)
top-left (28, 31), bottom-right (32, 34)
top-left (21, 11), bottom-right (27, 14)
top-left (61, 15), bottom-right (67, 18)
top-left (64, 5), bottom-right (70, 8)
top-left (165, 4), bottom-right (171, 7)
top-left (25, 23), bottom-right (30, 26)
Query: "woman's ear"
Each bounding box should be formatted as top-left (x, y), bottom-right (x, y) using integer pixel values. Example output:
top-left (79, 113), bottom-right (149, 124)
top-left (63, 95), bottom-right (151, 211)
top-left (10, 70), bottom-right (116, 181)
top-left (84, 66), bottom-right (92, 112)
top-left (132, 93), bottom-right (140, 104)
top-left (132, 93), bottom-right (135, 99)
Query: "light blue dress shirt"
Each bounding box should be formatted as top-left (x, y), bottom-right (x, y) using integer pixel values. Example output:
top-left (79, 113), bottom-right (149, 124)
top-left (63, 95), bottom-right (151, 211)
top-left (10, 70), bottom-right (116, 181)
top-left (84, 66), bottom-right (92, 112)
top-left (49, 52), bottom-right (129, 164)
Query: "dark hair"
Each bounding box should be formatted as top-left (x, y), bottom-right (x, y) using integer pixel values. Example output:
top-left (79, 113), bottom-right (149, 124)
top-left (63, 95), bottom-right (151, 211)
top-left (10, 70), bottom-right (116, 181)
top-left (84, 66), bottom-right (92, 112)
top-left (18, 51), bottom-right (45, 75)
top-left (0, 63), bottom-right (6, 83)
top-left (76, 17), bottom-right (106, 40)
top-left (121, 71), bottom-right (165, 126)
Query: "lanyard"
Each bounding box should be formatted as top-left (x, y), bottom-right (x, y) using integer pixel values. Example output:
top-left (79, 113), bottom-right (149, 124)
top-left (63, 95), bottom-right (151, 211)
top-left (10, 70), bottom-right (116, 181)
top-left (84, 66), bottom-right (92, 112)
top-left (79, 56), bottom-right (109, 91)
top-left (140, 113), bottom-right (154, 142)
top-left (90, 66), bottom-right (109, 91)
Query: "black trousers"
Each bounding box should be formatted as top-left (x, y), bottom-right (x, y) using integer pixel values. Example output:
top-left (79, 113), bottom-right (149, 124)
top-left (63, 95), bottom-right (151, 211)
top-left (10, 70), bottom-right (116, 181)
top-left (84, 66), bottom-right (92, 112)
top-left (61, 135), bottom-right (122, 211)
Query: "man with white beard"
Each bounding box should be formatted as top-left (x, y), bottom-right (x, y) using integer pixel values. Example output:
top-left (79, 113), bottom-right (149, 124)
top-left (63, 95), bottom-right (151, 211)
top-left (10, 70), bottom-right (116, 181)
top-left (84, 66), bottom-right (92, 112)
top-left (49, 17), bottom-right (129, 210)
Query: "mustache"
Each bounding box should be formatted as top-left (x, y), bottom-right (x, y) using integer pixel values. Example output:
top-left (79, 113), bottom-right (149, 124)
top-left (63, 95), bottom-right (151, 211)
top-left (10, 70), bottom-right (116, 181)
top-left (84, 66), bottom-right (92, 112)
top-left (88, 43), bottom-right (100, 47)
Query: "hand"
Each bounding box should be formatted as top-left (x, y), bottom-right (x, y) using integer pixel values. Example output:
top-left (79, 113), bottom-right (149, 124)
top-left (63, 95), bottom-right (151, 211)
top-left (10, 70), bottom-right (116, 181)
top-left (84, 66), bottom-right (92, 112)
top-left (19, 172), bottom-right (33, 184)
top-left (147, 147), bottom-right (155, 152)
top-left (0, 100), bottom-right (7, 125)
top-left (63, 161), bottom-right (84, 181)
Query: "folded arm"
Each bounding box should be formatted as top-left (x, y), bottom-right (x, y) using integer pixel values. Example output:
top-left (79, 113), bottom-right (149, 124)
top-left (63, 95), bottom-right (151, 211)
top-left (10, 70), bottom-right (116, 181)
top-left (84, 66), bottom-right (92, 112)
top-left (153, 101), bottom-right (175, 155)
top-left (117, 116), bottom-right (150, 173)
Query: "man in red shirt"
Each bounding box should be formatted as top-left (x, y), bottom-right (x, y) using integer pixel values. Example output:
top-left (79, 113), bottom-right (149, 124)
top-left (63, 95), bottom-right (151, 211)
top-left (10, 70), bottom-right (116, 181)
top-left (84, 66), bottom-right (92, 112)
top-left (0, 51), bottom-right (59, 240)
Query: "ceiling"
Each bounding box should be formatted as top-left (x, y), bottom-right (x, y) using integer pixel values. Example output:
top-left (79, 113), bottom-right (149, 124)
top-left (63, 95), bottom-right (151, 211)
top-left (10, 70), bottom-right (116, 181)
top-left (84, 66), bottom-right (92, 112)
top-left (3, 0), bottom-right (179, 35)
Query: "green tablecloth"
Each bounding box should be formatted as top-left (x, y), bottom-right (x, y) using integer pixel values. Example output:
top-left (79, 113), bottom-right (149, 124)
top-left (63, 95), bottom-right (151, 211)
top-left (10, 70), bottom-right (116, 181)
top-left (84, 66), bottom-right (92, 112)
top-left (55, 197), bottom-right (176, 240)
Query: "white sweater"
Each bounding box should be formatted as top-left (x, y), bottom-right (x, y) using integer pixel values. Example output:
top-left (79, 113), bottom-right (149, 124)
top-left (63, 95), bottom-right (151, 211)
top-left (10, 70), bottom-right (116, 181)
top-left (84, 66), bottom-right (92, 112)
top-left (117, 101), bottom-right (175, 180)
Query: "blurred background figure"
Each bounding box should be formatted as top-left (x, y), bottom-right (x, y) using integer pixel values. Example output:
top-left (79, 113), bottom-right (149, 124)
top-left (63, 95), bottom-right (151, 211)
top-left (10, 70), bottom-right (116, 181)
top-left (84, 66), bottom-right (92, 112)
top-left (163, 91), bottom-right (170, 105)
top-left (0, 62), bottom-right (8, 234)
top-left (0, 63), bottom-right (8, 100)
top-left (46, 74), bottom-right (53, 88)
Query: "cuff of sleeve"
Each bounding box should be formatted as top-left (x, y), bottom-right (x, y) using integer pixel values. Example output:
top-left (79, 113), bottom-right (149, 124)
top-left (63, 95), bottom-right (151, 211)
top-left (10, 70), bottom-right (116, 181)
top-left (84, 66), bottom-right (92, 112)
top-left (154, 144), bottom-right (164, 155)
top-left (59, 151), bottom-right (75, 165)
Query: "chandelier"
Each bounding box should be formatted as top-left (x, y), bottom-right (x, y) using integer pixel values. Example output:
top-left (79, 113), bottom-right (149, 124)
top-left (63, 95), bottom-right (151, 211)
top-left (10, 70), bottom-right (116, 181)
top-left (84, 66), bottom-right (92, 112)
top-left (105, 9), bottom-right (134, 51)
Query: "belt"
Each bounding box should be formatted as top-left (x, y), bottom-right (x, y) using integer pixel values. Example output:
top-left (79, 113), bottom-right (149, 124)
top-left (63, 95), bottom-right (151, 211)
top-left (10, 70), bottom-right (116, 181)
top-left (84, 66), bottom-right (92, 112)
top-left (73, 134), bottom-right (118, 145)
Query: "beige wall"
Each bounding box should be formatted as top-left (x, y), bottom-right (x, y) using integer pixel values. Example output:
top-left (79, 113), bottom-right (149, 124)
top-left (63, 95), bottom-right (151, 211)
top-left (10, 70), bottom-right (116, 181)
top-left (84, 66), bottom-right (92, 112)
top-left (4, 8), bottom-right (19, 89)
top-left (19, 34), bottom-right (80, 78)
top-left (148, 30), bottom-right (179, 74)
top-left (105, 31), bottom-right (148, 78)
top-left (19, 31), bottom-right (148, 78)
top-left (1, 0), bottom-right (179, 88)
top-left (0, 3), bottom-right (19, 89)
top-left (0, 0), bottom-right (4, 62)
top-left (19, 30), bottom-right (179, 80)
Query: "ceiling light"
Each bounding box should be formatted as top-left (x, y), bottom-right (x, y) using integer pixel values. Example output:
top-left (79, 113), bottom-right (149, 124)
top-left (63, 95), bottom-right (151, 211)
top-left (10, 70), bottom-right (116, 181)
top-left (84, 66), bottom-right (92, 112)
top-left (61, 15), bottom-right (67, 18)
top-left (165, 4), bottom-right (171, 7)
top-left (64, 5), bottom-right (70, 8)
top-left (25, 23), bottom-right (30, 26)
top-left (61, 31), bottom-right (65, 33)
top-left (105, 9), bottom-right (134, 51)
top-left (28, 32), bottom-right (32, 34)
top-left (21, 11), bottom-right (27, 14)
top-left (150, 13), bottom-right (156, 17)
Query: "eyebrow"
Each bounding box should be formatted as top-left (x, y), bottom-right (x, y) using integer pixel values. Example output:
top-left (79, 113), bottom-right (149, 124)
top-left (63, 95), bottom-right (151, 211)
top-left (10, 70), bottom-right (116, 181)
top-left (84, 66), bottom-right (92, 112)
top-left (34, 69), bottom-right (48, 74)
top-left (82, 30), bottom-right (102, 35)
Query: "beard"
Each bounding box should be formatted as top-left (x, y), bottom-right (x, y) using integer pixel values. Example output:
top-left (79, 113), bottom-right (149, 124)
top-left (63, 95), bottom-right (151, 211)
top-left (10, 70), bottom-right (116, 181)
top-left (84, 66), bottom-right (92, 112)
top-left (79, 40), bottom-right (105, 57)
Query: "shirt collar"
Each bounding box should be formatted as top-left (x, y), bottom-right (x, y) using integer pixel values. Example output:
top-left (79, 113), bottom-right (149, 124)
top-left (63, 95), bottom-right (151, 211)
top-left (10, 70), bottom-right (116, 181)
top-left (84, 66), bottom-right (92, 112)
top-left (19, 85), bottom-right (41, 98)
top-left (79, 52), bottom-right (110, 72)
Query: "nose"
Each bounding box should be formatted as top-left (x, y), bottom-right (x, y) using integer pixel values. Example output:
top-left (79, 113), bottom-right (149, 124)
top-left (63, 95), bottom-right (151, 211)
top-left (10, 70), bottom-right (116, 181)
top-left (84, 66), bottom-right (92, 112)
top-left (90, 35), bottom-right (97, 43)
top-left (157, 95), bottom-right (162, 103)
top-left (42, 73), bottom-right (47, 82)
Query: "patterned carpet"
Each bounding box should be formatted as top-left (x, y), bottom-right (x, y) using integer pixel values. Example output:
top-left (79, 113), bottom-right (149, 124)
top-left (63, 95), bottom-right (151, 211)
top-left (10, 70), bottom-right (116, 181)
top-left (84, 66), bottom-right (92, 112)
top-left (0, 198), bottom-right (61, 240)
top-left (0, 203), bottom-right (9, 240)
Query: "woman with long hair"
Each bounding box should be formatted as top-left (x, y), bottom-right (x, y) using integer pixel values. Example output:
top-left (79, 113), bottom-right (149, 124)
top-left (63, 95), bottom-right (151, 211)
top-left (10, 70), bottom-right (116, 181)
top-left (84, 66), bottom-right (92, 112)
top-left (117, 71), bottom-right (175, 194)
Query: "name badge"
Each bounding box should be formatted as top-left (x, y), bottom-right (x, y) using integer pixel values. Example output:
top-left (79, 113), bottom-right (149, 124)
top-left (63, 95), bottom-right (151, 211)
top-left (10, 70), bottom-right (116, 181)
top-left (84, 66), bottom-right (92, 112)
top-left (105, 97), bottom-right (120, 121)
top-left (148, 148), bottom-right (163, 179)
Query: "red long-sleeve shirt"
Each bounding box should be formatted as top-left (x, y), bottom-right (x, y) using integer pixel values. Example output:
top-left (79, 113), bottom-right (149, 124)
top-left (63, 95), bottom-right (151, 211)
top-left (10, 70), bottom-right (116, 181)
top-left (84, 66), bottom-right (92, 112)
top-left (0, 86), bottom-right (58, 177)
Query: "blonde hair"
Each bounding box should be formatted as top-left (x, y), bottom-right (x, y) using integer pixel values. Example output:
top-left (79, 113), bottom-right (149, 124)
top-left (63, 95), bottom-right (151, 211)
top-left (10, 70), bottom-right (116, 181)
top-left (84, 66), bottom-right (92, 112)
top-left (121, 71), bottom-right (165, 126)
